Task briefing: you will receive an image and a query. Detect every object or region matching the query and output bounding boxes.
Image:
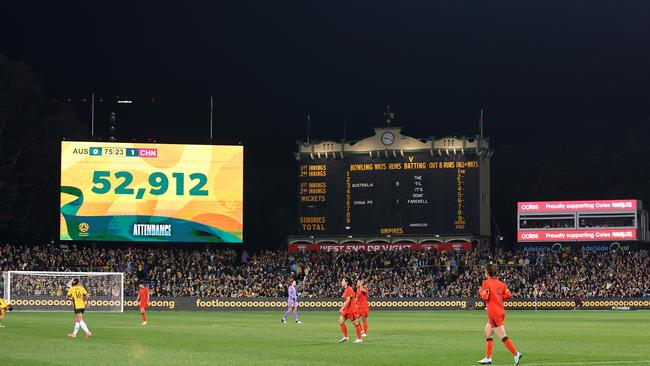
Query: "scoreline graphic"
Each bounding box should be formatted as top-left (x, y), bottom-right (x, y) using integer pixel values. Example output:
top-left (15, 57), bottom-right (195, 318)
top-left (60, 141), bottom-right (243, 243)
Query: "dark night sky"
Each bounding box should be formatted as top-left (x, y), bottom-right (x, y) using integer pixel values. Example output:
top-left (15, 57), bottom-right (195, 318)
top-left (3, 1), bottom-right (650, 248)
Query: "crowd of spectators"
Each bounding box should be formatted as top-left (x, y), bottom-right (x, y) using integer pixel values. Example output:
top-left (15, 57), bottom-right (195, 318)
top-left (519, 217), bottom-right (636, 229)
top-left (1, 244), bottom-right (649, 299)
top-left (519, 219), bottom-right (574, 229)
top-left (579, 217), bottom-right (636, 228)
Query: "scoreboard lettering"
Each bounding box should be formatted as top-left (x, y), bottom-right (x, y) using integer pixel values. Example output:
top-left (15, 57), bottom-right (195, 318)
top-left (299, 216), bottom-right (326, 231)
top-left (297, 154), bottom-right (480, 236)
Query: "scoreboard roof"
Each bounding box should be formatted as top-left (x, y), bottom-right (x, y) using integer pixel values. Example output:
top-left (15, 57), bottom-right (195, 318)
top-left (296, 127), bottom-right (491, 159)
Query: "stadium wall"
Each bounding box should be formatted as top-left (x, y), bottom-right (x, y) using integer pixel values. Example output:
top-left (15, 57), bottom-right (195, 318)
top-left (7, 297), bottom-right (650, 311)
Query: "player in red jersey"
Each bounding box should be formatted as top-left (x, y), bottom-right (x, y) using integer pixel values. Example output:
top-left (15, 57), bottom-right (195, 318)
top-left (136, 282), bottom-right (150, 326)
top-left (338, 277), bottom-right (363, 343)
top-left (478, 263), bottom-right (522, 365)
top-left (355, 278), bottom-right (369, 337)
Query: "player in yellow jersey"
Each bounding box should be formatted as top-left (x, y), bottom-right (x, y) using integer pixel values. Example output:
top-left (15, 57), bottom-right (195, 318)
top-left (0, 297), bottom-right (13, 328)
top-left (66, 279), bottom-right (92, 338)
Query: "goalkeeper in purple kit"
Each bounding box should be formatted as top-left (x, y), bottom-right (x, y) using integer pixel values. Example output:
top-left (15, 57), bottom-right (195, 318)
top-left (281, 279), bottom-right (302, 324)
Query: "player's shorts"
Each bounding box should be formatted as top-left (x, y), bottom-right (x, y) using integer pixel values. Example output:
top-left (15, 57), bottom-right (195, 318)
top-left (342, 311), bottom-right (358, 321)
top-left (140, 304), bottom-right (148, 310)
top-left (288, 300), bottom-right (297, 308)
top-left (488, 313), bottom-right (505, 327)
top-left (358, 308), bottom-right (369, 318)
top-left (74, 308), bottom-right (85, 314)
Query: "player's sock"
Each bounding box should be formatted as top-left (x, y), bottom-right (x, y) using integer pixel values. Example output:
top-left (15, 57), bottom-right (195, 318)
top-left (292, 310), bottom-right (299, 320)
top-left (79, 320), bottom-right (90, 334)
top-left (485, 338), bottom-right (494, 358)
top-left (142, 312), bottom-right (146, 322)
top-left (73, 322), bottom-right (80, 336)
top-left (282, 310), bottom-right (290, 319)
top-left (354, 323), bottom-right (362, 339)
top-left (340, 324), bottom-right (348, 337)
top-left (362, 318), bottom-right (368, 334)
top-left (502, 336), bottom-right (518, 356)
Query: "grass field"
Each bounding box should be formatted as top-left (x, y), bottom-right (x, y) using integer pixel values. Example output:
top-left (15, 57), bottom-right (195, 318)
top-left (1, 310), bottom-right (649, 366)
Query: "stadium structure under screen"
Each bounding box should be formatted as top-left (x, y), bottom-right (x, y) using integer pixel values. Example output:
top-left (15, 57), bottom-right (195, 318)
top-left (60, 141), bottom-right (243, 243)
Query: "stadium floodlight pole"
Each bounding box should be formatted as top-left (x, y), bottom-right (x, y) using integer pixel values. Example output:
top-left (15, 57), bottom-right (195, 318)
top-left (478, 108), bottom-right (483, 139)
top-left (306, 114), bottom-right (311, 144)
top-left (210, 96), bottom-right (214, 142)
top-left (91, 92), bottom-right (95, 138)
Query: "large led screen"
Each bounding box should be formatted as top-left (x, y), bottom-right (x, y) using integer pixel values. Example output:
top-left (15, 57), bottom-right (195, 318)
top-left (60, 141), bottom-right (243, 242)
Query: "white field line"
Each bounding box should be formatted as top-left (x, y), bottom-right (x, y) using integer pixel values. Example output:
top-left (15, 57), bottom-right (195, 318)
top-left (476, 360), bottom-right (650, 366)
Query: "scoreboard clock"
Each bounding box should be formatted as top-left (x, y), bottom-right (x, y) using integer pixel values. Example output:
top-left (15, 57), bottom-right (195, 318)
top-left (381, 131), bottom-right (395, 146)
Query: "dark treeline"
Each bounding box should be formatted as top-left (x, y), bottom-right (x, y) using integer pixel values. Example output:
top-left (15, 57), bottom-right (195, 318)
top-left (0, 55), bottom-right (87, 241)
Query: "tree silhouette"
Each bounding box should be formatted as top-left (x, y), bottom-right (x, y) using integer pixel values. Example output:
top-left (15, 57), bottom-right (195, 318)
top-left (0, 54), bottom-right (88, 242)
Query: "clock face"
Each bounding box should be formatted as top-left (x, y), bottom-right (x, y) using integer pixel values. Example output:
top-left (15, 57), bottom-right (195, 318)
top-left (381, 131), bottom-right (395, 146)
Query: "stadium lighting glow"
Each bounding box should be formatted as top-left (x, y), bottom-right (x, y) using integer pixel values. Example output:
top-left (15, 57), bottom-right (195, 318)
top-left (117, 100), bottom-right (133, 104)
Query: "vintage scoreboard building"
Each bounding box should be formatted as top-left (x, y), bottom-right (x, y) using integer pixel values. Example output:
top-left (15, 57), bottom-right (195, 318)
top-left (288, 126), bottom-right (493, 252)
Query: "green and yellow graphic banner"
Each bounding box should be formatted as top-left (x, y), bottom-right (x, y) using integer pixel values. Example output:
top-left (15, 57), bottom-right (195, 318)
top-left (60, 142), bottom-right (243, 243)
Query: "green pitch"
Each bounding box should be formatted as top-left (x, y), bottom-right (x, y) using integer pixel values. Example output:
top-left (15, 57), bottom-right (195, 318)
top-left (1, 310), bottom-right (649, 366)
